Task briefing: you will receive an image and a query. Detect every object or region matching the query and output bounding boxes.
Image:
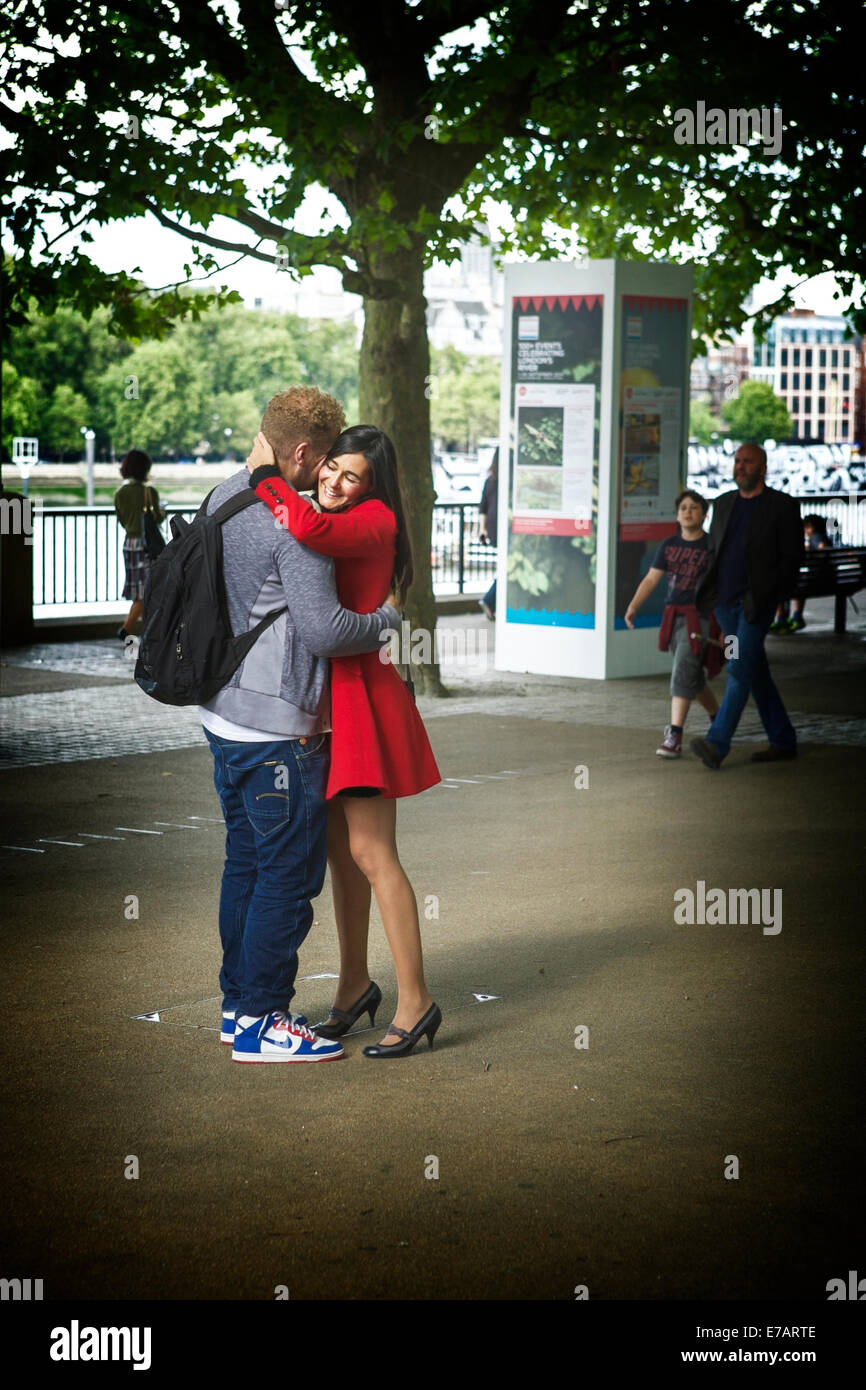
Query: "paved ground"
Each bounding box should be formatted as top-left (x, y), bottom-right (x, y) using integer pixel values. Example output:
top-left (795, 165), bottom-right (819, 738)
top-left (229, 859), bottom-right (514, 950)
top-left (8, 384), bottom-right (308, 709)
top-left (1, 599), bottom-right (864, 1301)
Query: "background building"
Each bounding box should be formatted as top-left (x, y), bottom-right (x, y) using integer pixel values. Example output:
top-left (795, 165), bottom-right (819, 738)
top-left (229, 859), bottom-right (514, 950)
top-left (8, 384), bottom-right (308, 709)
top-left (690, 339), bottom-right (750, 412)
top-left (749, 308), bottom-right (860, 444)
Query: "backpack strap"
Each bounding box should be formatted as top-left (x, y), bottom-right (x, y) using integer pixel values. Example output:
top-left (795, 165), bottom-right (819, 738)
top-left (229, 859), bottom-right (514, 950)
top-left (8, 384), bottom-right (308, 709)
top-left (200, 486), bottom-right (288, 625)
top-left (210, 490), bottom-right (266, 525)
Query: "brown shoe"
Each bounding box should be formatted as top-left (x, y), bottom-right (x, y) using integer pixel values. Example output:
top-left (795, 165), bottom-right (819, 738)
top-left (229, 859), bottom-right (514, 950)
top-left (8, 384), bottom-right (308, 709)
top-left (750, 746), bottom-right (797, 763)
top-left (690, 737), bottom-right (722, 770)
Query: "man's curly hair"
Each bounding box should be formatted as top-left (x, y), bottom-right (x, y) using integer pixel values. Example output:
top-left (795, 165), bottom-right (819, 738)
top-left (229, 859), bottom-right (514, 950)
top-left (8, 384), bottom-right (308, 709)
top-left (261, 386), bottom-right (346, 464)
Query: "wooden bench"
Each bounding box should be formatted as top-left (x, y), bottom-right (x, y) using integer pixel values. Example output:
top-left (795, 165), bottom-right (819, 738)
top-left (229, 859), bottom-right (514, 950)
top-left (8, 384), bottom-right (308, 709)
top-left (794, 547), bottom-right (866, 633)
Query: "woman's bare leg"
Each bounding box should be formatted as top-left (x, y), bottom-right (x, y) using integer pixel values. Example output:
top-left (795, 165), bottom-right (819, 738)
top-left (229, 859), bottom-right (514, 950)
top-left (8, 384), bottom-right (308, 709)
top-left (326, 799), bottom-right (374, 1010)
top-left (342, 796), bottom-right (432, 1044)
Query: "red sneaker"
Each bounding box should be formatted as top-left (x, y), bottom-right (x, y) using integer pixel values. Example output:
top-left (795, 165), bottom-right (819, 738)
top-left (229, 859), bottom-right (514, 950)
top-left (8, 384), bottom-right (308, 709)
top-left (656, 725), bottom-right (682, 758)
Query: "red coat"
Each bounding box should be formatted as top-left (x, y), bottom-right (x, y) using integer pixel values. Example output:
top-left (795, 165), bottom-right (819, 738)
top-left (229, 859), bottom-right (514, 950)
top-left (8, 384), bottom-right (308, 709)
top-left (254, 476), bottom-right (441, 800)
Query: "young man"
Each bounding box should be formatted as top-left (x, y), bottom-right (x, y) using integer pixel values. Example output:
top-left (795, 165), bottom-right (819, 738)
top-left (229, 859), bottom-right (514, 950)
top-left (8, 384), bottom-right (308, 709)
top-left (625, 489), bottom-right (720, 758)
top-left (198, 387), bottom-right (400, 1062)
top-left (690, 442), bottom-right (801, 770)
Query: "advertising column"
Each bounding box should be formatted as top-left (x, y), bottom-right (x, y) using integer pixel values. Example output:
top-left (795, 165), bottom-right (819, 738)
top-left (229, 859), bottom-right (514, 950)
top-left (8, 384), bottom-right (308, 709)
top-left (506, 293), bottom-right (603, 630)
top-left (496, 260), bottom-right (691, 681)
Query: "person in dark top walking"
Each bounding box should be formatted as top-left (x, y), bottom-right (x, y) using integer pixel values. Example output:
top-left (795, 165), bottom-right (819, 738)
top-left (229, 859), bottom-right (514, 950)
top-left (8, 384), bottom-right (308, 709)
top-left (624, 489), bottom-right (721, 758)
top-left (114, 449), bottom-right (164, 639)
top-left (690, 443), bottom-right (802, 769)
top-left (478, 449), bottom-right (498, 619)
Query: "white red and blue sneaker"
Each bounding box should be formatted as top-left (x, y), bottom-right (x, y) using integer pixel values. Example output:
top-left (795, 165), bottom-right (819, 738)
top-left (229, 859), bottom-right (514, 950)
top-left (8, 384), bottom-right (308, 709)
top-left (231, 1011), bottom-right (344, 1063)
top-left (221, 1008), bottom-right (307, 1045)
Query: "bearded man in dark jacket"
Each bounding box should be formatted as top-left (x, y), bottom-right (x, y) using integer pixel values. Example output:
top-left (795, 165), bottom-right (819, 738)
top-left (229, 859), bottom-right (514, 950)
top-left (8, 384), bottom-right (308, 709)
top-left (691, 442), bottom-right (801, 770)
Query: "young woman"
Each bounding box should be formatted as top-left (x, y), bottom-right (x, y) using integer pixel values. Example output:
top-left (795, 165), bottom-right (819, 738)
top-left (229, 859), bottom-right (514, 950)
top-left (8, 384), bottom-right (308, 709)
top-left (246, 425), bottom-right (442, 1058)
top-left (113, 449), bottom-right (163, 639)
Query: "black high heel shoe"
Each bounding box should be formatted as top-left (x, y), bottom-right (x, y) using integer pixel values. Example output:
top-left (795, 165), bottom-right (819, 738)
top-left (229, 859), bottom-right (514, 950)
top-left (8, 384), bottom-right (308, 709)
top-left (362, 1002), bottom-right (441, 1058)
top-left (312, 981), bottom-right (382, 1039)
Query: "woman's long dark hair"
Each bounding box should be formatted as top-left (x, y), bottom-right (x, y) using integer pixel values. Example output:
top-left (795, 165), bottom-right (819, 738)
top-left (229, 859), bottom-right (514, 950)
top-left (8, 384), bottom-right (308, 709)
top-left (328, 425), bottom-right (414, 602)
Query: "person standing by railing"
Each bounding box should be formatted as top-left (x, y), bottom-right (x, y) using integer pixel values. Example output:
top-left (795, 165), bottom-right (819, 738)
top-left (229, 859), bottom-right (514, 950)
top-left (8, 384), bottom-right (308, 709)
top-left (114, 449), bottom-right (164, 639)
top-left (478, 448), bottom-right (498, 620)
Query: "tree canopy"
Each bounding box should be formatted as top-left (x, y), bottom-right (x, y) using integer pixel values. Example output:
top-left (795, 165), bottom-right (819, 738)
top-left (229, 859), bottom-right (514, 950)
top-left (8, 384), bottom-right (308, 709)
top-left (3, 0), bottom-right (863, 341)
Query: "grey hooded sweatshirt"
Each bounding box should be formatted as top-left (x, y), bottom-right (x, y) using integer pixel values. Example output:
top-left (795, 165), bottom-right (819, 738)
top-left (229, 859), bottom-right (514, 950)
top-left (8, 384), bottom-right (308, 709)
top-left (199, 469), bottom-right (398, 737)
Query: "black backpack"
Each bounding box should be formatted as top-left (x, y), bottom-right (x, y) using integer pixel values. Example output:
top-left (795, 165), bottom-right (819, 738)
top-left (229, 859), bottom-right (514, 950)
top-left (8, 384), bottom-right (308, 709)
top-left (134, 489), bottom-right (286, 706)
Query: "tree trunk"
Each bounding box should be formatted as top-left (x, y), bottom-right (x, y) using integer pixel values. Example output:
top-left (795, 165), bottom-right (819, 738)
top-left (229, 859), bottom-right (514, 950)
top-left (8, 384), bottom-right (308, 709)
top-left (358, 241), bottom-right (447, 696)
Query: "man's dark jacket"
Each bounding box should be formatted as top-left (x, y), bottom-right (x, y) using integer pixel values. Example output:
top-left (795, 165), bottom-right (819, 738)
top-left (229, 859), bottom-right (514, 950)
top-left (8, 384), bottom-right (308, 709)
top-left (695, 485), bottom-right (802, 622)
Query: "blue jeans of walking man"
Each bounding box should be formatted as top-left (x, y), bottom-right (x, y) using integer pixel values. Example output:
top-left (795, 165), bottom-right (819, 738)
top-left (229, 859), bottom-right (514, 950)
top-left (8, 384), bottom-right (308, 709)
top-left (205, 729), bottom-right (329, 1018)
top-left (707, 602), bottom-right (797, 761)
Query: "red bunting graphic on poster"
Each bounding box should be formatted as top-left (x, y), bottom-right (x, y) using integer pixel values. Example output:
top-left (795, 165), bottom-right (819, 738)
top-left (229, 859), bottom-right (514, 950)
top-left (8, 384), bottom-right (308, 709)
top-left (514, 295), bottom-right (602, 312)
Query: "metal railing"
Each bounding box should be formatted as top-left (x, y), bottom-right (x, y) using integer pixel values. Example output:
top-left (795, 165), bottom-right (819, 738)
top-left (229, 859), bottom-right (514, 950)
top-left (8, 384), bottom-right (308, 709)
top-left (31, 502), bottom-right (494, 610)
top-left (29, 492), bottom-right (863, 613)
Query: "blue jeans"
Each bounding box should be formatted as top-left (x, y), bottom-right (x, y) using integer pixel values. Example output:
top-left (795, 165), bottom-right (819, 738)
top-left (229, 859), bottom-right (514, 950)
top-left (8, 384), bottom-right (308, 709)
top-left (204, 729), bottom-right (330, 1018)
top-left (483, 579), bottom-right (497, 612)
top-left (707, 603), bottom-right (796, 760)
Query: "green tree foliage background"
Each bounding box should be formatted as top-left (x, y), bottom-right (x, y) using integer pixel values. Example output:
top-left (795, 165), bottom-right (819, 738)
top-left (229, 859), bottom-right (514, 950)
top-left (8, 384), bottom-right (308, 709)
top-left (721, 380), bottom-right (793, 443)
top-left (689, 399), bottom-right (723, 445)
top-left (2, 301), bottom-right (363, 459)
top-left (4, 295), bottom-right (504, 462)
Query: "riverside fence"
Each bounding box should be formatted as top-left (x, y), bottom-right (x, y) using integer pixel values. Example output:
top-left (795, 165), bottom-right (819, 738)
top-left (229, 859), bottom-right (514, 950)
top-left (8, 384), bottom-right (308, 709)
top-left (29, 502), bottom-right (497, 613)
top-left (18, 494), bottom-right (866, 616)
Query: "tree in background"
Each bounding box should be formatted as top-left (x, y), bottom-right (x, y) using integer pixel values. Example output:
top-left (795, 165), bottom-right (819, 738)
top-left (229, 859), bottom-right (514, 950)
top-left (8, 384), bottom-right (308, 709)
top-left (2, 362), bottom-right (42, 457)
top-left (689, 399), bottom-right (723, 446)
top-left (5, 1), bottom-right (863, 688)
top-left (722, 381), bottom-right (792, 444)
top-left (429, 346), bottom-right (499, 453)
top-left (102, 339), bottom-right (212, 458)
top-left (3, 298), bottom-right (361, 459)
top-left (2, 360), bottom-right (91, 460)
top-left (39, 384), bottom-right (91, 460)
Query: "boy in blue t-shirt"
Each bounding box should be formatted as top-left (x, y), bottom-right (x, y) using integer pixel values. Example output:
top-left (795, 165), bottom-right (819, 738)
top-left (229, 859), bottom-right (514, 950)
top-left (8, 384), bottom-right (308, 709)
top-left (625, 489), bottom-right (721, 758)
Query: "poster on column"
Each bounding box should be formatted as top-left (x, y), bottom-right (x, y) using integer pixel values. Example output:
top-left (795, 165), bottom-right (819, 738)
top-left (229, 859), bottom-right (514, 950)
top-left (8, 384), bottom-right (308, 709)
top-left (507, 294), bottom-right (603, 629)
top-left (614, 296), bottom-right (690, 629)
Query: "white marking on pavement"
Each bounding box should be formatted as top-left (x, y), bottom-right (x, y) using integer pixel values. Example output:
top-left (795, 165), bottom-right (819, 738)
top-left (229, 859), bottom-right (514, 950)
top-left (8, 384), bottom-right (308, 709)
top-left (446, 778), bottom-right (484, 784)
top-left (298, 973), bottom-right (339, 981)
top-left (78, 833), bottom-right (125, 841)
top-left (153, 822), bottom-right (201, 829)
top-left (472, 993), bottom-right (500, 1003)
top-left (115, 827), bottom-right (163, 834)
top-left (0, 844), bottom-right (46, 853)
top-left (186, 816), bottom-right (225, 822)
top-left (37, 839), bottom-right (85, 847)
top-left (132, 996), bottom-right (221, 1018)
top-left (134, 1011), bottom-right (161, 1022)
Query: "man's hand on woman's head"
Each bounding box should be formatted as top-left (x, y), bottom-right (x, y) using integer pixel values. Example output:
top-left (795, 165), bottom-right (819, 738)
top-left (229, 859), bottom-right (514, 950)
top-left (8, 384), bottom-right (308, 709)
top-left (246, 431), bottom-right (277, 474)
